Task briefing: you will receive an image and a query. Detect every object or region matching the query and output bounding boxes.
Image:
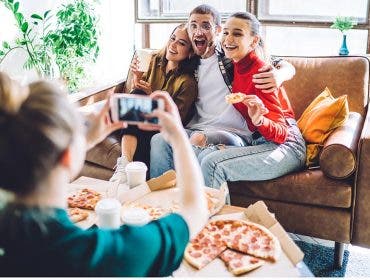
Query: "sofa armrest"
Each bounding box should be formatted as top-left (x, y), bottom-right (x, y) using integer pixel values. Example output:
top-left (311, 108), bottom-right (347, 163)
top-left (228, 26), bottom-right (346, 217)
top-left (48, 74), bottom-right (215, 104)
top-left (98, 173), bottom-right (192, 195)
top-left (352, 106), bottom-right (370, 247)
top-left (319, 112), bottom-right (363, 179)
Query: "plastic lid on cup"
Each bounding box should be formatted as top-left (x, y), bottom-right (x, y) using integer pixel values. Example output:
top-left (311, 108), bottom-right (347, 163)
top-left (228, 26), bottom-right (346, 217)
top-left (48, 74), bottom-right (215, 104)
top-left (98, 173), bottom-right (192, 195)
top-left (122, 207), bottom-right (151, 226)
top-left (125, 161), bottom-right (148, 172)
top-left (95, 198), bottom-right (121, 214)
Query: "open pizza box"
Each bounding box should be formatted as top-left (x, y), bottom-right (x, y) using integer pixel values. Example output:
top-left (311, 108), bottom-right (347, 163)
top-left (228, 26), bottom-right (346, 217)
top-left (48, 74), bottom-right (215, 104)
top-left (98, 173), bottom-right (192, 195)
top-left (173, 200), bottom-right (304, 277)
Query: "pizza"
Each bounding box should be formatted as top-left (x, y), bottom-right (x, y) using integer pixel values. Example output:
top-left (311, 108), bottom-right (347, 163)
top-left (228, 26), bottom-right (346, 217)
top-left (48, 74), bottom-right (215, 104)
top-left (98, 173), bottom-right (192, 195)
top-left (184, 219), bottom-right (281, 275)
top-left (225, 92), bottom-right (245, 104)
top-left (219, 249), bottom-right (265, 275)
top-left (67, 207), bottom-right (89, 223)
top-left (67, 188), bottom-right (102, 210)
top-left (204, 184), bottom-right (228, 216)
top-left (124, 203), bottom-right (170, 220)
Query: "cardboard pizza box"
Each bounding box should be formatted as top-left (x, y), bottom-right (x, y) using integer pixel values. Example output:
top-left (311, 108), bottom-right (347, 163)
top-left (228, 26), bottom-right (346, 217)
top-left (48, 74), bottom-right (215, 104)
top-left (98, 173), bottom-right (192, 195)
top-left (173, 200), bottom-right (304, 277)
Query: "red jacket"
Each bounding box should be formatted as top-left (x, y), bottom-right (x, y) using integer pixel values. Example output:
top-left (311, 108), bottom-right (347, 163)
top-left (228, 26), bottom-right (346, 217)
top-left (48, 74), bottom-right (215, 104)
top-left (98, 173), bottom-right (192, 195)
top-left (232, 51), bottom-right (295, 144)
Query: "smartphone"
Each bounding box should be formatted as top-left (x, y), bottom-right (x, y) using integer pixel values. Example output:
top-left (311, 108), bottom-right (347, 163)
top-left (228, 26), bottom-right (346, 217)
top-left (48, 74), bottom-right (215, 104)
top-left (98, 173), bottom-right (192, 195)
top-left (110, 93), bottom-right (164, 124)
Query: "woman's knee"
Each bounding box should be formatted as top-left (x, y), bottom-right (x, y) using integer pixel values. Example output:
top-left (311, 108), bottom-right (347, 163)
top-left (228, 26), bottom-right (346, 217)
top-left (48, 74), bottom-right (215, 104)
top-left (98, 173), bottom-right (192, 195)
top-left (151, 133), bottom-right (166, 147)
top-left (189, 132), bottom-right (207, 147)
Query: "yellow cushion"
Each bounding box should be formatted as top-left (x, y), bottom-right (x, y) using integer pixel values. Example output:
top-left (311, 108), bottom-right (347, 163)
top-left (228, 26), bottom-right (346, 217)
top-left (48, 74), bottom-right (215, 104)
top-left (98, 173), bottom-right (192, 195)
top-left (297, 87), bottom-right (349, 167)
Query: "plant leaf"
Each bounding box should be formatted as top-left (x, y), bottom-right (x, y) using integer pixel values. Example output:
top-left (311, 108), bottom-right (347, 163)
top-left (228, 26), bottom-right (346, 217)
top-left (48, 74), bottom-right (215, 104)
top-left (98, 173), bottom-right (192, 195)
top-left (21, 22), bottom-right (28, 33)
top-left (43, 10), bottom-right (51, 18)
top-left (15, 12), bottom-right (23, 24)
top-left (2, 41), bottom-right (10, 49)
top-left (31, 14), bottom-right (43, 20)
top-left (13, 2), bottom-right (19, 12)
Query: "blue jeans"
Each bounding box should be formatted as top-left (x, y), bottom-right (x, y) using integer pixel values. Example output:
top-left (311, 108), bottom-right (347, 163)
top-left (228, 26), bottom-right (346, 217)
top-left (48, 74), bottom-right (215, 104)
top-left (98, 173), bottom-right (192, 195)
top-left (150, 121), bottom-right (306, 189)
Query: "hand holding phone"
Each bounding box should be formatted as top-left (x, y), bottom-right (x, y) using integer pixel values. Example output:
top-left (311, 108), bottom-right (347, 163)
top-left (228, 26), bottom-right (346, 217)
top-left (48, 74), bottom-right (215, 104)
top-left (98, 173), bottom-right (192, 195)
top-left (110, 93), bottom-right (164, 125)
top-left (138, 91), bottom-right (186, 145)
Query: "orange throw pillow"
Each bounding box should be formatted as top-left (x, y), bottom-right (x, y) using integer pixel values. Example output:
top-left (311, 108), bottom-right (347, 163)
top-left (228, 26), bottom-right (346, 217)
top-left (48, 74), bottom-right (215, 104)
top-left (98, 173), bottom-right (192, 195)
top-left (297, 87), bottom-right (349, 167)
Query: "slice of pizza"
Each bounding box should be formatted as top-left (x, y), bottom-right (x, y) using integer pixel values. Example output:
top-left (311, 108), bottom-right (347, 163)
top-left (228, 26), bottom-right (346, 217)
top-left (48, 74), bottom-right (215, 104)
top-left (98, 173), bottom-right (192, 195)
top-left (225, 92), bottom-right (245, 104)
top-left (124, 203), bottom-right (170, 220)
top-left (184, 226), bottom-right (227, 269)
top-left (67, 188), bottom-right (102, 210)
top-left (67, 208), bottom-right (89, 223)
top-left (219, 249), bottom-right (265, 275)
top-left (226, 220), bottom-right (281, 262)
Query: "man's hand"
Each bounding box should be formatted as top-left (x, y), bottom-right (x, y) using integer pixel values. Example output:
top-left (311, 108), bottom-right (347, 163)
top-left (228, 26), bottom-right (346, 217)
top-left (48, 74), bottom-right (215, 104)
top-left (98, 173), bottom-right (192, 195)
top-left (252, 64), bottom-right (283, 93)
top-left (242, 95), bottom-right (269, 126)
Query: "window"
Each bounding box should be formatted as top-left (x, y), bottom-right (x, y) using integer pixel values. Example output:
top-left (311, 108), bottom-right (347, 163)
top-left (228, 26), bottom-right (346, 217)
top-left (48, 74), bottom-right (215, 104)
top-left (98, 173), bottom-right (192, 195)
top-left (258, 0), bottom-right (368, 23)
top-left (136, 0), bottom-right (370, 54)
top-left (136, 0), bottom-right (248, 22)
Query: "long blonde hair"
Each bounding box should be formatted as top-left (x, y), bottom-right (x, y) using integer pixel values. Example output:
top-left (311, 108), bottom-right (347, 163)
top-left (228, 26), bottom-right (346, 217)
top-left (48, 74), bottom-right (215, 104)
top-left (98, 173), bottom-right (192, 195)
top-left (0, 72), bottom-right (82, 195)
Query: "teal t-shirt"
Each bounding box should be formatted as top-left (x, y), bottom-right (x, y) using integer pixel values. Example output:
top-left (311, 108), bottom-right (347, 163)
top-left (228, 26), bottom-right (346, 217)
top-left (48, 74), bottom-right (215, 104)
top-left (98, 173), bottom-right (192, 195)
top-left (0, 203), bottom-right (189, 276)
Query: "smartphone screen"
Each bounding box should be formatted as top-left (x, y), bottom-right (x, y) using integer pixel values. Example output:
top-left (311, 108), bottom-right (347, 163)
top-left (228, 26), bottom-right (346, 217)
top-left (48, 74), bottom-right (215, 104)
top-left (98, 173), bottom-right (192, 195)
top-left (118, 96), bottom-right (159, 124)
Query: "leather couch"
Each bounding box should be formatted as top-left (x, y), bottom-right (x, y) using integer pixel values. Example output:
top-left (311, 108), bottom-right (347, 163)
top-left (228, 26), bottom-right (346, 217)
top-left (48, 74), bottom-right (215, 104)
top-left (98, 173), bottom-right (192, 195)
top-left (79, 55), bottom-right (370, 267)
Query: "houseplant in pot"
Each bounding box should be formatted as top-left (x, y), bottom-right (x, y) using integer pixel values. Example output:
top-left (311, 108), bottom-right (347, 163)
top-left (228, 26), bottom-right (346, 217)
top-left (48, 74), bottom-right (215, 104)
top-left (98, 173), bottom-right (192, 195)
top-left (0, 0), bottom-right (100, 92)
top-left (330, 16), bottom-right (357, 56)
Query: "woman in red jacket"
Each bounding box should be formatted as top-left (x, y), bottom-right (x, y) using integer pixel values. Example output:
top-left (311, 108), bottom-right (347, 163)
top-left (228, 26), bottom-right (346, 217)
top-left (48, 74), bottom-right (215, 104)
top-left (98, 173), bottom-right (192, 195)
top-left (192, 12), bottom-right (306, 188)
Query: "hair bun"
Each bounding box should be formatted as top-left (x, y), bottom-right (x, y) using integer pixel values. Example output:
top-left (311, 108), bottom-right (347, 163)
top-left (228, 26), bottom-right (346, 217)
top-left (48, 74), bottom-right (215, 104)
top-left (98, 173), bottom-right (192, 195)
top-left (0, 72), bottom-right (29, 115)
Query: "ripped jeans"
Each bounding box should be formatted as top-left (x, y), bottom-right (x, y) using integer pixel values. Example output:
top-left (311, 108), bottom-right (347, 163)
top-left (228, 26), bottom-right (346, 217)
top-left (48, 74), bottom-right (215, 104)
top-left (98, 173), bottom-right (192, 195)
top-left (150, 121), bottom-right (306, 189)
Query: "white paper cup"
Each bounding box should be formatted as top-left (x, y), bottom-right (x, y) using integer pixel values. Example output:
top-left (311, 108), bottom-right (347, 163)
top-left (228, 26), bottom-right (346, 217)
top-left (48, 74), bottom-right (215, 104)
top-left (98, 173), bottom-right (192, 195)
top-left (122, 207), bottom-right (151, 226)
top-left (136, 49), bottom-right (153, 72)
top-left (125, 161), bottom-right (148, 188)
top-left (95, 198), bottom-right (121, 229)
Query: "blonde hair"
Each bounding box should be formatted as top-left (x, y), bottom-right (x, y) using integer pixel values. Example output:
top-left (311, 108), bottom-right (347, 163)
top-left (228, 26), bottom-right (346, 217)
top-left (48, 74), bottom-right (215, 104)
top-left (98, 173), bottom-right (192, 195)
top-left (0, 72), bottom-right (82, 195)
top-left (0, 73), bottom-right (28, 114)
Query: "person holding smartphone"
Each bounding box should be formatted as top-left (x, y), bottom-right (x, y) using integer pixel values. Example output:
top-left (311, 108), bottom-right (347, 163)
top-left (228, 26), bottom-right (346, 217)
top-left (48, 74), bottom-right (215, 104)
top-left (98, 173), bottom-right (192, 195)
top-left (110, 23), bottom-right (199, 184)
top-left (0, 72), bottom-right (208, 276)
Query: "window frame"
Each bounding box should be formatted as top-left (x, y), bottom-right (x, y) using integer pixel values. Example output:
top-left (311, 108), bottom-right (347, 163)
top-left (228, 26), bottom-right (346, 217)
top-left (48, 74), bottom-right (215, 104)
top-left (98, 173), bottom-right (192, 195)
top-left (135, 0), bottom-right (250, 23)
top-left (136, 0), bottom-right (370, 53)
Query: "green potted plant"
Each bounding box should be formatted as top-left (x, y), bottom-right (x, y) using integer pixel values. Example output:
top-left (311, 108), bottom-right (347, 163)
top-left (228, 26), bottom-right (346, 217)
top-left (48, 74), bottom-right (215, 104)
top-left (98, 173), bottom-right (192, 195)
top-left (0, 0), bottom-right (100, 92)
top-left (330, 16), bottom-right (357, 56)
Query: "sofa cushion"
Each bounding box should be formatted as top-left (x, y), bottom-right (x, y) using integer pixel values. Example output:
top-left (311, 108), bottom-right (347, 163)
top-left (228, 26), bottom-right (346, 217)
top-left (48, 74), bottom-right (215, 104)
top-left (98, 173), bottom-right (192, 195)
top-left (85, 133), bottom-right (121, 170)
top-left (297, 87), bottom-right (349, 166)
top-left (319, 112), bottom-right (363, 179)
top-left (228, 169), bottom-right (352, 208)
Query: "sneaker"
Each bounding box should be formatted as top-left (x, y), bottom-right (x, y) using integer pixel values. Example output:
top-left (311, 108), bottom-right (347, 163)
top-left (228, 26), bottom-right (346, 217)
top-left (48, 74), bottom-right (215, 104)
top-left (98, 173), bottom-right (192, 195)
top-left (110, 156), bottom-right (129, 184)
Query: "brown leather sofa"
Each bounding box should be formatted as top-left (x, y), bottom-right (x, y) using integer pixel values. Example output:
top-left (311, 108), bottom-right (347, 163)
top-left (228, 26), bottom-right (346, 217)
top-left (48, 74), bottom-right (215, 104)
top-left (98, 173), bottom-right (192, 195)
top-left (79, 55), bottom-right (370, 268)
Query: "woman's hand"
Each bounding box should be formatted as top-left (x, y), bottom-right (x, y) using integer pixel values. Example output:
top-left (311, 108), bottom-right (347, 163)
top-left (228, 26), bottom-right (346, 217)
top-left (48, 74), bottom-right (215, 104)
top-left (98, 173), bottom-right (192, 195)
top-left (85, 94), bottom-right (126, 150)
top-left (130, 55), bottom-right (144, 86)
top-left (133, 79), bottom-right (152, 95)
top-left (138, 90), bottom-right (186, 144)
top-left (252, 64), bottom-right (282, 93)
top-left (242, 95), bottom-right (269, 126)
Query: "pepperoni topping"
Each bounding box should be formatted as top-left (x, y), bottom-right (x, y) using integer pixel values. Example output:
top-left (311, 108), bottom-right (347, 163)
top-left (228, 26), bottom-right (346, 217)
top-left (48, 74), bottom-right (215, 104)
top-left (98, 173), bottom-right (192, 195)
top-left (193, 244), bottom-right (201, 250)
top-left (251, 244), bottom-right (260, 251)
top-left (250, 258), bottom-right (259, 264)
top-left (205, 248), bottom-right (213, 254)
top-left (233, 261), bottom-right (243, 268)
top-left (190, 252), bottom-right (202, 258)
top-left (223, 230), bottom-right (230, 236)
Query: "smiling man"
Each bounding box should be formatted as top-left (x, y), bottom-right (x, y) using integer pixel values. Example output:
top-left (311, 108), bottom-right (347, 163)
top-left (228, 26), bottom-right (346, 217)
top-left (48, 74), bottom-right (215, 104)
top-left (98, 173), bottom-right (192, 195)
top-left (150, 4), bottom-right (297, 179)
